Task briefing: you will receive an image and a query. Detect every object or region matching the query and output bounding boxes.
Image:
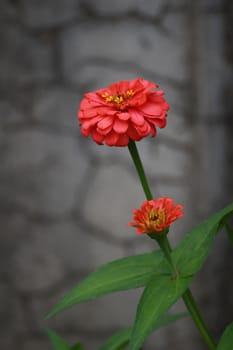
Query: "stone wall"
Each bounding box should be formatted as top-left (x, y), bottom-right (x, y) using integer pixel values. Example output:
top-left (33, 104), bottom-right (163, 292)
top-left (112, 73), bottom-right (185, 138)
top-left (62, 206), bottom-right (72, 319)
top-left (0, 1), bottom-right (232, 349)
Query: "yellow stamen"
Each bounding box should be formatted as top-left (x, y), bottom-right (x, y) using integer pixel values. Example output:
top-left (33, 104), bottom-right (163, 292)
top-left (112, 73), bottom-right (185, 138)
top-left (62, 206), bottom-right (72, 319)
top-left (149, 208), bottom-right (165, 226)
top-left (126, 89), bottom-right (135, 97)
top-left (113, 96), bottom-right (123, 104)
top-left (102, 90), bottom-right (135, 105)
top-left (102, 92), bottom-right (114, 103)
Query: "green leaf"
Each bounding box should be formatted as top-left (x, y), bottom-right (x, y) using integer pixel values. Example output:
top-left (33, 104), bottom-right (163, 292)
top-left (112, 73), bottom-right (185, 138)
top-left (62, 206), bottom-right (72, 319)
top-left (225, 223), bottom-right (233, 247)
top-left (129, 202), bottom-right (233, 350)
top-left (47, 251), bottom-right (165, 318)
top-left (71, 343), bottom-right (84, 350)
top-left (217, 322), bottom-right (233, 350)
top-left (173, 202), bottom-right (233, 276)
top-left (99, 328), bottom-right (130, 350)
top-left (47, 329), bottom-right (83, 350)
top-left (128, 274), bottom-right (192, 350)
top-left (98, 312), bottom-right (188, 350)
top-left (46, 328), bottom-right (70, 350)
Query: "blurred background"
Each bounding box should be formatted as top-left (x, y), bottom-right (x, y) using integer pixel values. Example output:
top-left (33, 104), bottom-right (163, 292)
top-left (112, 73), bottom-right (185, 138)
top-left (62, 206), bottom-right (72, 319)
top-left (0, 0), bottom-right (233, 349)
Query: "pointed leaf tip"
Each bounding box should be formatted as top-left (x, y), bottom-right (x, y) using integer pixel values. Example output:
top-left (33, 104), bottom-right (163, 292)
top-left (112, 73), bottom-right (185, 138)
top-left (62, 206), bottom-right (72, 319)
top-left (46, 328), bottom-right (70, 350)
top-left (47, 251), bottom-right (164, 318)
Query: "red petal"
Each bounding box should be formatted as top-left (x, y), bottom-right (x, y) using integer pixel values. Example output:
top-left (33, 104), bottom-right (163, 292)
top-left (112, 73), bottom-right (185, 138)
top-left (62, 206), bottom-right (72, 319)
top-left (82, 115), bottom-right (102, 128)
top-left (117, 112), bottom-right (130, 120)
top-left (108, 82), bottom-right (119, 95)
top-left (97, 107), bottom-right (116, 116)
top-left (136, 121), bottom-right (151, 136)
top-left (127, 124), bottom-right (141, 141)
top-left (116, 134), bottom-right (129, 146)
top-left (91, 130), bottom-right (104, 144)
top-left (97, 116), bottom-right (114, 130)
top-left (139, 79), bottom-right (158, 91)
top-left (130, 110), bottom-right (145, 126)
top-left (81, 127), bottom-right (89, 137)
top-left (105, 130), bottom-right (119, 146)
top-left (139, 103), bottom-right (162, 116)
top-left (155, 90), bottom-right (164, 96)
top-left (150, 125), bottom-right (157, 137)
top-left (85, 92), bottom-right (107, 105)
top-left (113, 118), bottom-right (128, 134)
top-left (118, 80), bottom-right (130, 92)
top-left (97, 125), bottom-right (113, 135)
top-left (148, 116), bottom-right (167, 128)
top-left (82, 108), bottom-right (98, 119)
top-left (148, 93), bottom-right (170, 111)
top-left (129, 93), bottom-right (147, 107)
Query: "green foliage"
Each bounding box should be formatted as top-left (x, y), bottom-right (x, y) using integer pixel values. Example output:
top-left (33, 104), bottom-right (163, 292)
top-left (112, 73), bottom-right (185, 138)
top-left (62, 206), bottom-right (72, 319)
top-left (128, 274), bottom-right (192, 349)
top-left (98, 328), bottom-right (130, 350)
top-left (225, 223), bottom-right (233, 247)
top-left (47, 251), bottom-right (165, 318)
top-left (98, 312), bottom-right (188, 350)
top-left (217, 322), bottom-right (233, 350)
top-left (71, 344), bottom-right (84, 350)
top-left (47, 328), bottom-right (83, 350)
top-left (46, 328), bottom-right (70, 350)
top-left (47, 202), bottom-right (233, 350)
top-left (128, 202), bottom-right (233, 350)
top-left (173, 202), bottom-right (233, 275)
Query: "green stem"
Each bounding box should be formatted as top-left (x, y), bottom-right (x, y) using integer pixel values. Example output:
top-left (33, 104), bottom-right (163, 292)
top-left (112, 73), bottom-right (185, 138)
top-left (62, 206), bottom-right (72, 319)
top-left (159, 236), bottom-right (216, 350)
top-left (127, 140), bottom-right (216, 350)
top-left (182, 290), bottom-right (216, 350)
top-left (156, 236), bottom-right (178, 277)
top-left (128, 140), bottom-right (153, 200)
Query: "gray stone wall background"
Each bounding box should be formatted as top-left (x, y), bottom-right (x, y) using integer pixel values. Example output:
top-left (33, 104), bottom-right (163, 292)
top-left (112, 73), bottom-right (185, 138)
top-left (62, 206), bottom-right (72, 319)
top-left (0, 0), bottom-right (232, 349)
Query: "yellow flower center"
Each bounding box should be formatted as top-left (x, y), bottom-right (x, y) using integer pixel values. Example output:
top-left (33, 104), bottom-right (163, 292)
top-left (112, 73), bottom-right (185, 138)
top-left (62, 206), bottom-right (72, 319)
top-left (148, 208), bottom-right (166, 226)
top-left (102, 90), bottom-right (135, 105)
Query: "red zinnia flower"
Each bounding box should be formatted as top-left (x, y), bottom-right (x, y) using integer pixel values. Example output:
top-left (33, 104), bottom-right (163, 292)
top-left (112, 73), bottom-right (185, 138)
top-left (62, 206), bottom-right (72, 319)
top-left (78, 78), bottom-right (169, 146)
top-left (128, 197), bottom-right (184, 234)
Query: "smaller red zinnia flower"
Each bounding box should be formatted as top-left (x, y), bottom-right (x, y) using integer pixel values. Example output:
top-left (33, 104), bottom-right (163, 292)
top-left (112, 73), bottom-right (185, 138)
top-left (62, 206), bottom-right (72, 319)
top-left (78, 78), bottom-right (169, 146)
top-left (128, 197), bottom-right (184, 234)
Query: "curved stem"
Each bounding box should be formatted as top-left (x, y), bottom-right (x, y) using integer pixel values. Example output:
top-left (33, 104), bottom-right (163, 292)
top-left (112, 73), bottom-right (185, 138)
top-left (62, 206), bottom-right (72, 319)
top-left (127, 140), bottom-right (217, 350)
